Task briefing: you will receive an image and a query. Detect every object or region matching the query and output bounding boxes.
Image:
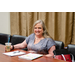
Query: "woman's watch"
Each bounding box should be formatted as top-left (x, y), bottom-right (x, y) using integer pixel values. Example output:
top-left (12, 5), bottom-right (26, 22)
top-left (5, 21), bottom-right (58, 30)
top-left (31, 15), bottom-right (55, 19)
top-left (12, 45), bottom-right (14, 50)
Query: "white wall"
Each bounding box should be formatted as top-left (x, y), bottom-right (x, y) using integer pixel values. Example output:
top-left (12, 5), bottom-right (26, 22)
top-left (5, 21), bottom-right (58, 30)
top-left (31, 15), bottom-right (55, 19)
top-left (0, 12), bottom-right (10, 34)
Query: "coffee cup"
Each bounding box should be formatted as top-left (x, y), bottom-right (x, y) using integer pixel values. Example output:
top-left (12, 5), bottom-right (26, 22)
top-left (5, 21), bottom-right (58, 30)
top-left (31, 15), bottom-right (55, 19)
top-left (5, 43), bottom-right (11, 52)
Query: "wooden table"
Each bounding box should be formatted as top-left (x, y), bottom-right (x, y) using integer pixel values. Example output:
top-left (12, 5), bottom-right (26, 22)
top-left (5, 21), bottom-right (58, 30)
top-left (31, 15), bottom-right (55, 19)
top-left (0, 44), bottom-right (66, 62)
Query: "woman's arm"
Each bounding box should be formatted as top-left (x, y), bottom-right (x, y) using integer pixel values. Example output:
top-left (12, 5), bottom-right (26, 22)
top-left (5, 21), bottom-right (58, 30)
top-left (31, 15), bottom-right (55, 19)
top-left (11, 40), bottom-right (27, 49)
top-left (45, 45), bottom-right (56, 58)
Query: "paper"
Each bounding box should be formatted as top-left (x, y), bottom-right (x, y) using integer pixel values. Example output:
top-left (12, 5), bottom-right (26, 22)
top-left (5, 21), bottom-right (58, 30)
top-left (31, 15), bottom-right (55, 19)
top-left (3, 51), bottom-right (26, 56)
top-left (18, 53), bottom-right (43, 60)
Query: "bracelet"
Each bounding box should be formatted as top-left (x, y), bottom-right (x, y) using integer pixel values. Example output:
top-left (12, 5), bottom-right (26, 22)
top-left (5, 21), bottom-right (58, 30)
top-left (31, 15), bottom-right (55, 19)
top-left (12, 45), bottom-right (14, 50)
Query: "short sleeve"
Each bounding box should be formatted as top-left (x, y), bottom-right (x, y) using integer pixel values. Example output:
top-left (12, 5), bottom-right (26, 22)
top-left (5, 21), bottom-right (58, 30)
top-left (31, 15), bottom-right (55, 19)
top-left (26, 36), bottom-right (30, 44)
top-left (46, 38), bottom-right (56, 51)
top-left (26, 33), bottom-right (34, 44)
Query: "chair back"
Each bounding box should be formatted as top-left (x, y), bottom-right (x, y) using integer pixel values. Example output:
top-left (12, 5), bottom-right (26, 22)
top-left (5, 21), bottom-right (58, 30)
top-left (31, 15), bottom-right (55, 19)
top-left (67, 44), bottom-right (75, 61)
top-left (11, 35), bottom-right (26, 45)
top-left (11, 35), bottom-right (27, 51)
top-left (67, 44), bottom-right (75, 55)
top-left (55, 40), bottom-right (64, 49)
top-left (0, 33), bottom-right (11, 45)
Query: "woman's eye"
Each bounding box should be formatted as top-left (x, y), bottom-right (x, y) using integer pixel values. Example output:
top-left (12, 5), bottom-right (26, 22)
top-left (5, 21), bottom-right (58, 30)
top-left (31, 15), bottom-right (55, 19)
top-left (34, 27), bottom-right (42, 29)
top-left (34, 27), bottom-right (37, 29)
top-left (38, 27), bottom-right (42, 29)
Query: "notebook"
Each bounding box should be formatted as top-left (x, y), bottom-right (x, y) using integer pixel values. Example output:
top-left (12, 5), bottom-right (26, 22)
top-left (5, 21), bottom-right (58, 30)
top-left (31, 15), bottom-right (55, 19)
top-left (3, 51), bottom-right (26, 56)
top-left (18, 53), bottom-right (43, 60)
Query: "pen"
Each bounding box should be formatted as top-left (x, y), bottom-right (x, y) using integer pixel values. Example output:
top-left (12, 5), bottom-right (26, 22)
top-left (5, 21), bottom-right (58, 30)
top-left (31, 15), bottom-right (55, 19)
top-left (13, 51), bottom-right (20, 54)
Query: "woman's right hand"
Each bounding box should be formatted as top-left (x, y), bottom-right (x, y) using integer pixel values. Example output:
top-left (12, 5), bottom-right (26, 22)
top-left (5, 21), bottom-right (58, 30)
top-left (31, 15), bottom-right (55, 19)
top-left (5, 45), bottom-right (13, 51)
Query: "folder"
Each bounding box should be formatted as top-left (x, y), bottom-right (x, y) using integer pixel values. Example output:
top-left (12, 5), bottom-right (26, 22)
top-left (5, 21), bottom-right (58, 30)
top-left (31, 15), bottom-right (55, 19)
top-left (18, 53), bottom-right (43, 60)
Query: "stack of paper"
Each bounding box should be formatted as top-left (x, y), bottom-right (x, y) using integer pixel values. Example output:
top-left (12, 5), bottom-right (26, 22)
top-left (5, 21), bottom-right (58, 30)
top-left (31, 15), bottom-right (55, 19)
top-left (3, 51), bottom-right (26, 56)
top-left (18, 53), bottom-right (43, 60)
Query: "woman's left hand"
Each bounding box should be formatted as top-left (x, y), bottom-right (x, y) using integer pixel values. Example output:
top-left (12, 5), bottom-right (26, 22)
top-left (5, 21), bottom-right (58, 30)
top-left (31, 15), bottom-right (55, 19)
top-left (45, 54), bottom-right (53, 58)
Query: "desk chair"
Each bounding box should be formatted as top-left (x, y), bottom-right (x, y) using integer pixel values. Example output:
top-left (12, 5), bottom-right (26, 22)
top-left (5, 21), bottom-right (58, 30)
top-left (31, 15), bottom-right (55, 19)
top-left (55, 40), bottom-right (64, 49)
top-left (11, 35), bottom-right (28, 51)
top-left (0, 33), bottom-right (11, 45)
top-left (67, 44), bottom-right (75, 61)
top-left (54, 40), bottom-right (65, 56)
top-left (53, 49), bottom-right (69, 55)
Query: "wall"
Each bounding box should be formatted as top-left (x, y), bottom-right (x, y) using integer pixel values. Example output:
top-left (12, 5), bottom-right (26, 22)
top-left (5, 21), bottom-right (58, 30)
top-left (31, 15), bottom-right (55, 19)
top-left (0, 12), bottom-right (10, 34)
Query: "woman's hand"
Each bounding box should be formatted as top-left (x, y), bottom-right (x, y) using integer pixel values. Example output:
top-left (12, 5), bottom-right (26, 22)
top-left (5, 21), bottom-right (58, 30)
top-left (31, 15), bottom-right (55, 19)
top-left (45, 54), bottom-right (53, 58)
top-left (5, 45), bottom-right (13, 51)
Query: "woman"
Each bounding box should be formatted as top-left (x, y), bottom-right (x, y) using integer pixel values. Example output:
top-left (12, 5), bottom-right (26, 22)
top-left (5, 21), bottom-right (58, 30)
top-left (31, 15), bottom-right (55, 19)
top-left (11, 20), bottom-right (56, 57)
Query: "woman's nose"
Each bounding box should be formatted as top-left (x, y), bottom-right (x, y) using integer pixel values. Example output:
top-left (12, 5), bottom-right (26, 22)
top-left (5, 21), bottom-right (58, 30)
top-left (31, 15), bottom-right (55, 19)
top-left (36, 29), bottom-right (39, 31)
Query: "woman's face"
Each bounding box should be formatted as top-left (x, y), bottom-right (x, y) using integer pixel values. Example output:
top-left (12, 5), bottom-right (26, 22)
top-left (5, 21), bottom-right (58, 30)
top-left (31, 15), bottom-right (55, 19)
top-left (34, 23), bottom-right (43, 36)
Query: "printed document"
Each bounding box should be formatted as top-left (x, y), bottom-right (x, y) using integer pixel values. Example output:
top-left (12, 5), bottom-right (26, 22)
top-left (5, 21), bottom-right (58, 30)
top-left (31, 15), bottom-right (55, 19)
top-left (3, 51), bottom-right (25, 56)
top-left (18, 53), bottom-right (43, 60)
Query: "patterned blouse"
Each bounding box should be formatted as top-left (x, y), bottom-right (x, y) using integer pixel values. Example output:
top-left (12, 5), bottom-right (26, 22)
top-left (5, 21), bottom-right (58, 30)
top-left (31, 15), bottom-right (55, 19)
top-left (26, 33), bottom-right (56, 54)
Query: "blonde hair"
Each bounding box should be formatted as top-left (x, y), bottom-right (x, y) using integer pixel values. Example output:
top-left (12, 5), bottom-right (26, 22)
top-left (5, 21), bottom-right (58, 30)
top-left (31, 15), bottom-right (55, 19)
top-left (33, 20), bottom-right (52, 38)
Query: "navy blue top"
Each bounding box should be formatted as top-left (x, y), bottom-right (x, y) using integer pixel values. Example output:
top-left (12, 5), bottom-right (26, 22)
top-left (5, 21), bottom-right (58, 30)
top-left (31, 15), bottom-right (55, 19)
top-left (26, 33), bottom-right (56, 54)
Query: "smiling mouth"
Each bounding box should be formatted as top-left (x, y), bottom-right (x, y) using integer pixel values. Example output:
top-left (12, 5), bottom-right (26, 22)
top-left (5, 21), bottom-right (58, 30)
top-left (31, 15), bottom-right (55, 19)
top-left (36, 32), bottom-right (40, 33)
